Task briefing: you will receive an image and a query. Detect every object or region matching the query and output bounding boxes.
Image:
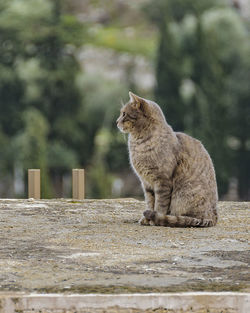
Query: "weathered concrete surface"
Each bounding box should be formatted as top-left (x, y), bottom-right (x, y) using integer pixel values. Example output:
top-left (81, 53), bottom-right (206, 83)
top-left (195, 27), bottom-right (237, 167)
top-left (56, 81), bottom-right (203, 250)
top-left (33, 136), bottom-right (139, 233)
top-left (0, 199), bottom-right (249, 293)
top-left (0, 292), bottom-right (249, 313)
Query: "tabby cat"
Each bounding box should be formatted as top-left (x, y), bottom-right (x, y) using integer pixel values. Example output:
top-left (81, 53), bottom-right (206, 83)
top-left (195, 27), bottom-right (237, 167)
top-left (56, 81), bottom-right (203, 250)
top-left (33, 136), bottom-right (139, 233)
top-left (116, 92), bottom-right (218, 227)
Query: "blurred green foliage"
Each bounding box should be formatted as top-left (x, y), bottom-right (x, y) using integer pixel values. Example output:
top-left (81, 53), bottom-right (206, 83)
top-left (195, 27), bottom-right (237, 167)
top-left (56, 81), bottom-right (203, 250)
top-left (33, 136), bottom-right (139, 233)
top-left (145, 0), bottom-right (250, 199)
top-left (0, 0), bottom-right (85, 197)
top-left (0, 0), bottom-right (249, 200)
top-left (87, 26), bottom-right (156, 57)
top-left (0, 0), bottom-right (130, 198)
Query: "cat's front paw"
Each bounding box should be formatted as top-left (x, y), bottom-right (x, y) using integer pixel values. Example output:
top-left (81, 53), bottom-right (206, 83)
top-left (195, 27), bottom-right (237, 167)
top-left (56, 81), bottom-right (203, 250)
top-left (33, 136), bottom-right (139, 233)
top-left (138, 216), bottom-right (150, 226)
top-left (143, 209), bottom-right (156, 221)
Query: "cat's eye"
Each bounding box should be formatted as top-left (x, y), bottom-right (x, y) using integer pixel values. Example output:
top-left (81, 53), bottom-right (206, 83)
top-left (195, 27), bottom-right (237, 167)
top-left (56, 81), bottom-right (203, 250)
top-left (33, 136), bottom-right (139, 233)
top-left (122, 112), bottom-right (126, 117)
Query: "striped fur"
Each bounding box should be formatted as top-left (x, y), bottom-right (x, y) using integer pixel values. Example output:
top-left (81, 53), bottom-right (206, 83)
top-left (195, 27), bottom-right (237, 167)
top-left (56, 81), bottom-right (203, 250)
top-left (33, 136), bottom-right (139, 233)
top-left (117, 92), bottom-right (218, 228)
top-left (143, 210), bottom-right (218, 227)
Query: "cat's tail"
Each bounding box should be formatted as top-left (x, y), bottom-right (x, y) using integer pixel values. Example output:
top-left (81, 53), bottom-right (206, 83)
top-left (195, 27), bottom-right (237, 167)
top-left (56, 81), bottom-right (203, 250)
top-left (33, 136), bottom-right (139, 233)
top-left (143, 210), bottom-right (217, 227)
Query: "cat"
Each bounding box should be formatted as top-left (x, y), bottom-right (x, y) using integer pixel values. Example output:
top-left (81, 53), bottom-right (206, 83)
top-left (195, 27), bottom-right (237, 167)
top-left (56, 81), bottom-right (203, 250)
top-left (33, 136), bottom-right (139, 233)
top-left (116, 92), bottom-right (218, 227)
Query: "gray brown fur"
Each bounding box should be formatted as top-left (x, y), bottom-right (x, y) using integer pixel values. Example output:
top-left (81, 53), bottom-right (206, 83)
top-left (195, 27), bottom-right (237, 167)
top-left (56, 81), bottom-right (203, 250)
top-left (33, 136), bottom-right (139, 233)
top-left (116, 92), bottom-right (218, 227)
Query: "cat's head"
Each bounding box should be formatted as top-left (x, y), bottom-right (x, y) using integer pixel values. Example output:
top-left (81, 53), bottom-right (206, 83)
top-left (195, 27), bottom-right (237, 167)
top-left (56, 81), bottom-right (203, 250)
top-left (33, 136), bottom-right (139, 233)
top-left (116, 92), bottom-right (165, 134)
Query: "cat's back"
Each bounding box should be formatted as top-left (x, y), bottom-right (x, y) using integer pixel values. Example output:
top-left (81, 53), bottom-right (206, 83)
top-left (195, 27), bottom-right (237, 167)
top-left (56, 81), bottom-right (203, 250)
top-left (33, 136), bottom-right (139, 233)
top-left (176, 132), bottom-right (214, 169)
top-left (174, 131), bottom-right (217, 197)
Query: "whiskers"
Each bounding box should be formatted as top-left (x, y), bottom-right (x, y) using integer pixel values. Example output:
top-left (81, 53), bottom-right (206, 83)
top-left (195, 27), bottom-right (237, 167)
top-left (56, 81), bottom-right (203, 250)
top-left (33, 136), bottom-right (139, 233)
top-left (122, 133), bottom-right (127, 141)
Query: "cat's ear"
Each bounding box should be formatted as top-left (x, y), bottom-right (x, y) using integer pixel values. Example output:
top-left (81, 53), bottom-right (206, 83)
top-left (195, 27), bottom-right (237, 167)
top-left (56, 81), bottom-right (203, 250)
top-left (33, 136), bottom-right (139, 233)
top-left (129, 92), bottom-right (147, 112)
top-left (129, 91), bottom-right (142, 105)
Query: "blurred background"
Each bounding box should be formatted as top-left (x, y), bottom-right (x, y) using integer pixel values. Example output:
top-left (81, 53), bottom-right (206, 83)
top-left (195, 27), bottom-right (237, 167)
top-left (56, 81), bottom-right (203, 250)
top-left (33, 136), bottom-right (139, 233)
top-left (0, 0), bottom-right (249, 200)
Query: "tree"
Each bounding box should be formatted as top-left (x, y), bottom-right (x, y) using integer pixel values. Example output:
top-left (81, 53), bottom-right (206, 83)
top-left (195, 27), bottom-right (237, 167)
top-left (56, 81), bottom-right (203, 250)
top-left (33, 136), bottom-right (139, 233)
top-left (0, 0), bottom-right (84, 197)
top-left (227, 47), bottom-right (250, 200)
top-left (146, 0), bottom-right (250, 198)
top-left (76, 73), bottom-right (129, 198)
top-left (13, 108), bottom-right (52, 198)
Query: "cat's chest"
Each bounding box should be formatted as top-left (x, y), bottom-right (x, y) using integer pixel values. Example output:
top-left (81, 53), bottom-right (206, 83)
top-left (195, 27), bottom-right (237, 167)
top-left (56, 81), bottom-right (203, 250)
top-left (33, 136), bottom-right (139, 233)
top-left (129, 140), bottom-right (159, 179)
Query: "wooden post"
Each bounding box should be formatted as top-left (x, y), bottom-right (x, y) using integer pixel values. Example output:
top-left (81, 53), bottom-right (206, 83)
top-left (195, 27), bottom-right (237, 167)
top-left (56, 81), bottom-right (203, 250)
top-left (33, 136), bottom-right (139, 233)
top-left (72, 169), bottom-right (85, 200)
top-left (28, 169), bottom-right (40, 199)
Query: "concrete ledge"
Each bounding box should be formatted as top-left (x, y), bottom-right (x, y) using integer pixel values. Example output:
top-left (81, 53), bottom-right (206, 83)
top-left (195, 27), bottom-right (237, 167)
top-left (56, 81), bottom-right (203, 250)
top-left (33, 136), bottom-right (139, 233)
top-left (0, 199), bottom-right (249, 295)
top-left (0, 292), bottom-right (249, 313)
